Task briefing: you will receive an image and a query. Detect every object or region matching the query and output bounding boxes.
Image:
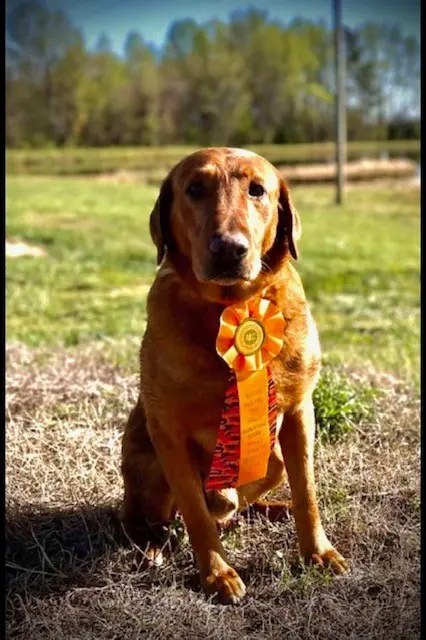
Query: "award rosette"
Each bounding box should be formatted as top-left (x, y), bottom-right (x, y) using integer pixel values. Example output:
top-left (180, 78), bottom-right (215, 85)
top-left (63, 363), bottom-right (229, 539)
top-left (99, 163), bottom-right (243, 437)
top-left (205, 298), bottom-right (285, 490)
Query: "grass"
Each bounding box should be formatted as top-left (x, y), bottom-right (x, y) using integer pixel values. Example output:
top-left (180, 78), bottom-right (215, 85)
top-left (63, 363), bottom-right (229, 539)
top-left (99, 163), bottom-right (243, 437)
top-left (313, 367), bottom-right (379, 443)
top-left (5, 174), bottom-right (420, 637)
top-left (6, 177), bottom-right (420, 385)
top-left (6, 178), bottom-right (157, 346)
top-left (6, 139), bottom-right (420, 175)
top-left (298, 183), bottom-right (420, 386)
top-left (6, 342), bottom-right (420, 638)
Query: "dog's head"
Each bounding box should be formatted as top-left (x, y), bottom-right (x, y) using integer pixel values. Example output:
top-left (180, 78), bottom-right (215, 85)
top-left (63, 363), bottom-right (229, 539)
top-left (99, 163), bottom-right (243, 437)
top-left (150, 148), bottom-right (301, 299)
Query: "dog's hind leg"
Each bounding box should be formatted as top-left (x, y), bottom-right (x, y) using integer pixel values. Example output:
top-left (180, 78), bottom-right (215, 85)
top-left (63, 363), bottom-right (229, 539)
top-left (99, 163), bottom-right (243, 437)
top-left (237, 443), bottom-right (292, 522)
top-left (205, 488), bottom-right (239, 525)
top-left (121, 399), bottom-right (176, 566)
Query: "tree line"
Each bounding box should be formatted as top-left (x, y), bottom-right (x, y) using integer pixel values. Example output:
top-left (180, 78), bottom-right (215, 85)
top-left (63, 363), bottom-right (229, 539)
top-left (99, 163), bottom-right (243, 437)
top-left (6, 2), bottom-right (420, 148)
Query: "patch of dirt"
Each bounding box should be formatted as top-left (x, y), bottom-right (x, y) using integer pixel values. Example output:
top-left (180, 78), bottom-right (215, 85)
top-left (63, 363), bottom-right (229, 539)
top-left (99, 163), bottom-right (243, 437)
top-left (279, 158), bottom-right (417, 184)
top-left (5, 342), bottom-right (420, 639)
top-left (6, 239), bottom-right (47, 258)
top-left (95, 168), bottom-right (167, 185)
top-left (344, 177), bottom-right (420, 191)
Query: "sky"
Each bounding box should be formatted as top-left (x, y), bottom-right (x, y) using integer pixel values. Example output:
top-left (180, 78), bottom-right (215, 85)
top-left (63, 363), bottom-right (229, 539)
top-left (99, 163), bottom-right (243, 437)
top-left (6, 0), bottom-right (421, 54)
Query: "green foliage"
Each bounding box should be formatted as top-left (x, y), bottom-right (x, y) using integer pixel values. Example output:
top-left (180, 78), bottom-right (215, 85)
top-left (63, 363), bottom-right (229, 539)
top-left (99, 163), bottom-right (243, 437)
top-left (313, 366), bottom-right (378, 443)
top-left (285, 563), bottom-right (335, 592)
top-left (6, 3), bottom-right (420, 148)
top-left (345, 23), bottom-right (420, 131)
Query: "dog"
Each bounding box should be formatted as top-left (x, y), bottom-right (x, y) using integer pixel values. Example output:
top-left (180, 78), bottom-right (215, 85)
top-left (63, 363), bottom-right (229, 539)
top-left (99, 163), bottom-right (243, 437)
top-left (121, 147), bottom-right (348, 604)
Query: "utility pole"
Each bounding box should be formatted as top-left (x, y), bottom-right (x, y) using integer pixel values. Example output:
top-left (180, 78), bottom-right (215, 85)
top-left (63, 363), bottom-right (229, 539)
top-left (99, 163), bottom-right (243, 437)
top-left (333, 0), bottom-right (346, 204)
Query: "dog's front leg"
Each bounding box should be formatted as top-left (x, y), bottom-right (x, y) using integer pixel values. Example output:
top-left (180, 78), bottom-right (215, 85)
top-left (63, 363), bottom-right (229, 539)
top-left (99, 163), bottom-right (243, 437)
top-left (279, 399), bottom-right (348, 573)
top-left (149, 419), bottom-right (246, 604)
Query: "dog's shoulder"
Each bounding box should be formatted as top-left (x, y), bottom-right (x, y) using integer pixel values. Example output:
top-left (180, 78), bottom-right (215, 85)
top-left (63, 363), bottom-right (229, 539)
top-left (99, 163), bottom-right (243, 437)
top-left (142, 261), bottom-right (224, 381)
top-left (268, 263), bottom-right (321, 404)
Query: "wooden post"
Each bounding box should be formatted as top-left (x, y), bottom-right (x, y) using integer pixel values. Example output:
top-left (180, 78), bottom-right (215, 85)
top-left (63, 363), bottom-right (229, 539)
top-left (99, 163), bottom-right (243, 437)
top-left (333, 0), bottom-right (346, 204)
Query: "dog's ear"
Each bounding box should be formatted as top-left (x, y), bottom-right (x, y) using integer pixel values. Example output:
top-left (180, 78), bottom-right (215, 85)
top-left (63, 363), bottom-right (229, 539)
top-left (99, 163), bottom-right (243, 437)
top-left (278, 177), bottom-right (301, 260)
top-left (149, 177), bottom-right (174, 265)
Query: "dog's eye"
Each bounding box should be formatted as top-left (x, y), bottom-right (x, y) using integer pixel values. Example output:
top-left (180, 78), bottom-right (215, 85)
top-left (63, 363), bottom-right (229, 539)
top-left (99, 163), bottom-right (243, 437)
top-left (186, 182), bottom-right (205, 199)
top-left (249, 182), bottom-right (265, 197)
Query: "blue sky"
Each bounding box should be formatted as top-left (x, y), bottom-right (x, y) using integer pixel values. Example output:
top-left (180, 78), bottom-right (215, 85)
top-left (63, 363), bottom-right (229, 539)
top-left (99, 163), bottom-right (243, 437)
top-left (6, 0), bottom-right (420, 54)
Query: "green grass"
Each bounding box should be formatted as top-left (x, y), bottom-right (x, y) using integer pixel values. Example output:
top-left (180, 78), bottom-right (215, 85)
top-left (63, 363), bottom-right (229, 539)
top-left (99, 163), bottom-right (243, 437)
top-left (313, 367), bottom-right (379, 443)
top-left (296, 184), bottom-right (420, 386)
top-left (6, 178), bottom-right (158, 345)
top-left (6, 176), bottom-right (420, 386)
top-left (6, 139), bottom-right (420, 175)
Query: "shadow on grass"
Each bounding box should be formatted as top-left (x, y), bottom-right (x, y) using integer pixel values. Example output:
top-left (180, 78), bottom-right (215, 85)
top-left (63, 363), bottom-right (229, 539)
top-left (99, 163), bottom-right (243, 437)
top-left (5, 504), bottom-right (200, 603)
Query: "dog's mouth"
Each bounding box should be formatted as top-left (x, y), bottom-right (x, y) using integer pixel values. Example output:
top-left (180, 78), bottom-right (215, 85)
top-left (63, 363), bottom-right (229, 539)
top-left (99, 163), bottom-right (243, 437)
top-left (208, 276), bottom-right (247, 286)
top-left (203, 264), bottom-right (252, 286)
top-left (192, 253), bottom-right (262, 288)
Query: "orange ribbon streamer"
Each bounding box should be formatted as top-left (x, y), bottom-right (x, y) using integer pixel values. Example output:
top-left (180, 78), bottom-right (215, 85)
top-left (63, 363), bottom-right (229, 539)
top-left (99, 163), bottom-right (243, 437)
top-left (205, 298), bottom-right (285, 490)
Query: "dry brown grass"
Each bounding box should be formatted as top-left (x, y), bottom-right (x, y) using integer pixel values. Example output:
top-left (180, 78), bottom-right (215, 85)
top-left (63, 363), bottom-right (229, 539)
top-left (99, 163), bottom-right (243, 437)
top-left (6, 342), bottom-right (420, 639)
top-left (279, 158), bottom-right (417, 184)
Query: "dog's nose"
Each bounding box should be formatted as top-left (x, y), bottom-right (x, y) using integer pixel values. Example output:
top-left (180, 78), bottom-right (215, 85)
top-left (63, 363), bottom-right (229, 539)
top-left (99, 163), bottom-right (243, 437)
top-left (209, 233), bottom-right (249, 261)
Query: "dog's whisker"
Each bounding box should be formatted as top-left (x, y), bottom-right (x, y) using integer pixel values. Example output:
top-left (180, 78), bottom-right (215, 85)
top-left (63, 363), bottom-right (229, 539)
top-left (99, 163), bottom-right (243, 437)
top-left (261, 259), bottom-right (272, 274)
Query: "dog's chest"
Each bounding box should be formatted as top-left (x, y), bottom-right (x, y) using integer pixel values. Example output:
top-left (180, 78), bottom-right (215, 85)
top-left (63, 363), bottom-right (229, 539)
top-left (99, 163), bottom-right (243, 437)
top-left (174, 355), bottom-right (292, 456)
top-left (144, 301), bottom-right (317, 460)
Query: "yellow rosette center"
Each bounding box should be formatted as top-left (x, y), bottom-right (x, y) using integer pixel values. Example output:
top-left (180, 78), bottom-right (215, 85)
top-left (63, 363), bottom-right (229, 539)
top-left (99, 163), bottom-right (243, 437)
top-left (216, 297), bottom-right (285, 374)
top-left (234, 319), bottom-right (265, 356)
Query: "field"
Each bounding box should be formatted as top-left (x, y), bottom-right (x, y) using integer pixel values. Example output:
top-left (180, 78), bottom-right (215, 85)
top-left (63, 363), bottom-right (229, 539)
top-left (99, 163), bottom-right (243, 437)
top-left (6, 174), bottom-right (420, 638)
top-left (6, 139), bottom-right (420, 176)
top-left (6, 177), bottom-right (420, 383)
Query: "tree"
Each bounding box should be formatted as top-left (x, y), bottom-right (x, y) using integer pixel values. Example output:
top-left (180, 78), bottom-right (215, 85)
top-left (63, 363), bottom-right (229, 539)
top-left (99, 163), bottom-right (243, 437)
top-left (78, 34), bottom-right (127, 145)
top-left (5, 1), bottom-right (420, 148)
top-left (6, 1), bottom-right (84, 146)
top-left (164, 19), bottom-right (250, 145)
top-left (122, 32), bottom-right (161, 145)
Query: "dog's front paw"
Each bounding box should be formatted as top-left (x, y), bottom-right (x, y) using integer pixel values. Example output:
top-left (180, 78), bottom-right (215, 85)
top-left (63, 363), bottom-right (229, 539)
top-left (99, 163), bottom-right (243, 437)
top-left (202, 564), bottom-right (246, 604)
top-left (304, 546), bottom-right (349, 574)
